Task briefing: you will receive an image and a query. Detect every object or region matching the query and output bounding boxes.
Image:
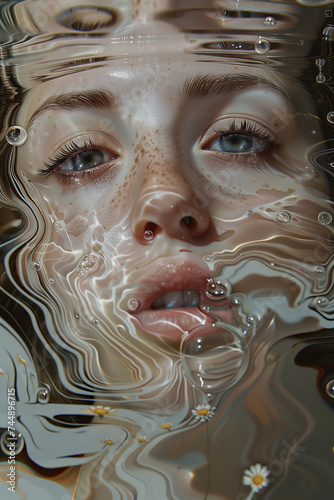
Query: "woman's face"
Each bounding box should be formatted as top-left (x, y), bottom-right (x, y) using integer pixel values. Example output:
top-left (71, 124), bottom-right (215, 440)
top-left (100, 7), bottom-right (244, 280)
top-left (14, 55), bottom-right (332, 392)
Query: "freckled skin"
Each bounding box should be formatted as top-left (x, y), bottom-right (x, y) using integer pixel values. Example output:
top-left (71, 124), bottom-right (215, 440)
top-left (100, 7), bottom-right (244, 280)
top-left (16, 58), bottom-right (332, 358)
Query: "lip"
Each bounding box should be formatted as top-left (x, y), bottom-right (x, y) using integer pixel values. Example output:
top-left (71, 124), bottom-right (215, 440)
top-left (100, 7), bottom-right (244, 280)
top-left (125, 256), bottom-right (233, 342)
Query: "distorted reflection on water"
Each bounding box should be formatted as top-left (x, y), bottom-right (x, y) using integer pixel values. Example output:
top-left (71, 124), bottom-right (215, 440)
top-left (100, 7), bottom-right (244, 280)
top-left (0, 1), bottom-right (334, 499)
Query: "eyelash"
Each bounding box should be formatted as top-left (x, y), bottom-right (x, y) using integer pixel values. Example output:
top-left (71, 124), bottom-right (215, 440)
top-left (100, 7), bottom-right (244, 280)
top-left (38, 138), bottom-right (114, 184)
top-left (209, 119), bottom-right (280, 159)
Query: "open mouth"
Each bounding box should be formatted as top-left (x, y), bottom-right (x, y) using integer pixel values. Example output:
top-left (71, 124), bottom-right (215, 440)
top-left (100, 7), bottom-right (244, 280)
top-left (151, 289), bottom-right (200, 309)
top-left (125, 258), bottom-right (234, 343)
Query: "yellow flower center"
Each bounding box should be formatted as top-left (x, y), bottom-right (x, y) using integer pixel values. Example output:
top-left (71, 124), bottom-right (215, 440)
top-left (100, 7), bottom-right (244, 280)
top-left (137, 438), bottom-right (146, 443)
top-left (252, 475), bottom-right (265, 486)
top-left (161, 423), bottom-right (172, 429)
top-left (103, 440), bottom-right (114, 445)
top-left (196, 409), bottom-right (210, 416)
top-left (94, 408), bottom-right (109, 415)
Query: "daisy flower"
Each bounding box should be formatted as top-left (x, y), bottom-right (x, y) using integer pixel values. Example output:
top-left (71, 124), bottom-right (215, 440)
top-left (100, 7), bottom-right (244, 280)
top-left (160, 423), bottom-right (173, 431)
top-left (82, 406), bottom-right (116, 417)
top-left (243, 463), bottom-right (270, 494)
top-left (192, 404), bottom-right (216, 422)
top-left (136, 436), bottom-right (148, 443)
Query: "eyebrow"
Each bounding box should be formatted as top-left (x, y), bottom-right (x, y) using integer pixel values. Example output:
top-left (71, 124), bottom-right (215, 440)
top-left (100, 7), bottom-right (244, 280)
top-left (28, 89), bottom-right (117, 127)
top-left (183, 73), bottom-right (285, 99)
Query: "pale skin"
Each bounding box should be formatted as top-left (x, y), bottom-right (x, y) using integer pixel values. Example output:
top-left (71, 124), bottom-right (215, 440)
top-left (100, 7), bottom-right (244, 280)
top-left (5, 3), bottom-right (334, 498)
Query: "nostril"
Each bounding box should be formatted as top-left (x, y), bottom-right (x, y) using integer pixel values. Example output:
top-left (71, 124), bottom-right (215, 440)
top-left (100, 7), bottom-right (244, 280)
top-left (181, 216), bottom-right (195, 229)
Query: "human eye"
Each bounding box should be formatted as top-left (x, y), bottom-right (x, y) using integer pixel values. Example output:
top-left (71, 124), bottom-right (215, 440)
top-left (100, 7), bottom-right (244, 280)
top-left (38, 138), bottom-right (120, 186)
top-left (202, 119), bottom-right (280, 159)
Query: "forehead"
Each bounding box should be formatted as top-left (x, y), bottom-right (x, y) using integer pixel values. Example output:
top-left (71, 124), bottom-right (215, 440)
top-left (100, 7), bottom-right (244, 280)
top-left (18, 58), bottom-right (298, 129)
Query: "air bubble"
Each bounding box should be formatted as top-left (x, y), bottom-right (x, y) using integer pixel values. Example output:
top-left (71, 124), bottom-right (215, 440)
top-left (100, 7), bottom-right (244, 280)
top-left (48, 278), bottom-right (54, 284)
top-left (128, 299), bottom-right (140, 312)
top-left (318, 211), bottom-right (332, 226)
top-left (255, 37), bottom-right (270, 54)
top-left (37, 387), bottom-right (50, 404)
top-left (246, 210), bottom-right (253, 216)
top-left (263, 16), bottom-right (276, 26)
top-left (75, 313), bottom-right (80, 319)
top-left (0, 431), bottom-right (25, 456)
top-left (6, 125), bottom-right (27, 146)
top-left (315, 266), bottom-right (326, 276)
top-left (143, 230), bottom-right (154, 241)
top-left (205, 279), bottom-right (228, 300)
top-left (327, 112), bottom-right (334, 124)
top-left (325, 379), bottom-right (334, 399)
top-left (313, 296), bottom-right (329, 310)
top-left (53, 220), bottom-right (65, 232)
top-left (316, 74), bottom-right (326, 84)
top-left (323, 26), bottom-right (334, 42)
top-left (231, 297), bottom-right (241, 306)
top-left (33, 261), bottom-right (42, 271)
top-left (276, 211), bottom-right (291, 224)
top-left (92, 319), bottom-right (99, 324)
top-left (181, 327), bottom-right (248, 392)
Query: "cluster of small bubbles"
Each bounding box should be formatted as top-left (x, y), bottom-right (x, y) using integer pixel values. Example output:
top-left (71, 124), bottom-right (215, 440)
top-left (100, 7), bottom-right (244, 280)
top-left (128, 298), bottom-right (140, 312)
top-left (312, 296), bottom-right (329, 310)
top-left (263, 16), bottom-right (276, 26)
top-left (325, 379), bottom-right (334, 399)
top-left (92, 319), bottom-right (99, 324)
top-left (33, 261), bottom-right (42, 271)
top-left (276, 211), bottom-right (291, 224)
top-left (318, 211), bottom-right (332, 226)
top-left (232, 42), bottom-right (243, 49)
top-left (327, 112), bottom-right (334, 124)
top-left (246, 314), bottom-right (256, 324)
top-left (143, 229), bottom-right (154, 241)
top-left (205, 279), bottom-right (228, 300)
top-left (6, 125), bottom-right (27, 146)
top-left (255, 37), bottom-right (270, 54)
top-left (77, 254), bottom-right (99, 276)
top-left (1, 431), bottom-right (25, 456)
top-left (314, 265), bottom-right (326, 276)
top-left (52, 220), bottom-right (65, 232)
top-left (246, 210), bottom-right (253, 216)
top-left (37, 387), bottom-right (50, 404)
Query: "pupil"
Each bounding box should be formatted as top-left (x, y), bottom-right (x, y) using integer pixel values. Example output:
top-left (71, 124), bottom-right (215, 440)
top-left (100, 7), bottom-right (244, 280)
top-left (72, 149), bottom-right (104, 170)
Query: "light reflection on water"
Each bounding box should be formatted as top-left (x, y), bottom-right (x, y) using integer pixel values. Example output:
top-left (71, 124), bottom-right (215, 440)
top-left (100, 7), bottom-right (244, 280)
top-left (0, 1), bottom-right (334, 499)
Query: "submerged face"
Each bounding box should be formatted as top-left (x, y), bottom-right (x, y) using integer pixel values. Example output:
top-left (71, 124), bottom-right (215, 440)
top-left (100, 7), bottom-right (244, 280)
top-left (14, 51), bottom-right (333, 395)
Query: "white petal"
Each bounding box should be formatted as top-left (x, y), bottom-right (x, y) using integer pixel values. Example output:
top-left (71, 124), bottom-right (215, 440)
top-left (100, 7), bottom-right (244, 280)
top-left (242, 477), bottom-right (253, 486)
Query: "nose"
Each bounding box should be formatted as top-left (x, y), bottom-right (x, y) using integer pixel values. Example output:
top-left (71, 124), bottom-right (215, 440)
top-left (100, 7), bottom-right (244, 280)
top-left (131, 181), bottom-right (217, 245)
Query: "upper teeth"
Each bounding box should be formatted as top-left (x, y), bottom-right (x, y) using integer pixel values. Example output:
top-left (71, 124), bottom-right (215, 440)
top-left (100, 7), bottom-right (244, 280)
top-left (152, 289), bottom-right (200, 309)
